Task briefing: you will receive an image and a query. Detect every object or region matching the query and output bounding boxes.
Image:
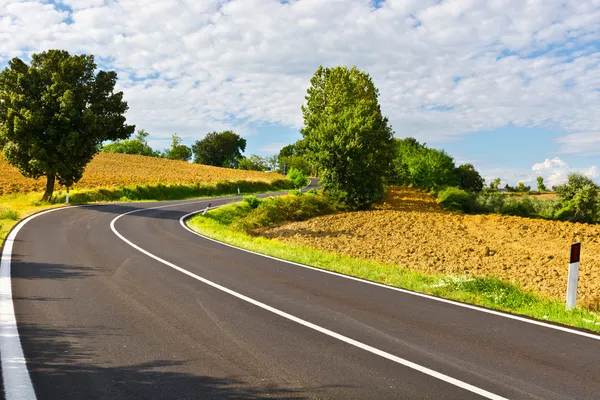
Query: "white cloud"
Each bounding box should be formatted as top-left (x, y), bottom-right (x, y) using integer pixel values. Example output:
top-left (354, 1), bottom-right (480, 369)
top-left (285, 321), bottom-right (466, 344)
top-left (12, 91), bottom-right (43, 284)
top-left (530, 157), bottom-right (599, 187)
top-left (259, 142), bottom-right (288, 156)
top-left (1, 0), bottom-right (600, 154)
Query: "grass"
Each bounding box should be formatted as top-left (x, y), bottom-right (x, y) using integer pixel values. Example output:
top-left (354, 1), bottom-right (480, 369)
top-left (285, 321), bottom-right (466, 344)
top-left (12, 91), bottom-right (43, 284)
top-left (186, 202), bottom-right (600, 334)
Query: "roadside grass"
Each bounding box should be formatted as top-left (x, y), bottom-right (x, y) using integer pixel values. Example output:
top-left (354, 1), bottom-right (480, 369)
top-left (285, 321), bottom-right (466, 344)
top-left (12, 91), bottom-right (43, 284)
top-left (0, 179), bottom-right (296, 247)
top-left (187, 202), bottom-right (600, 334)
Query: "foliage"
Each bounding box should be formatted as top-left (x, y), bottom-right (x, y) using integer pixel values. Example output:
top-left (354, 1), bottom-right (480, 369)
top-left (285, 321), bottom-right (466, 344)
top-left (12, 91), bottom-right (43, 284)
top-left (388, 138), bottom-right (459, 190)
top-left (536, 176), bottom-right (547, 193)
top-left (488, 178), bottom-right (501, 192)
top-left (456, 163), bottom-right (484, 193)
top-left (164, 133), bottom-right (192, 161)
top-left (101, 136), bottom-right (155, 157)
top-left (437, 187), bottom-right (473, 212)
top-left (301, 65), bottom-right (394, 210)
top-left (0, 207), bottom-right (19, 221)
top-left (243, 195), bottom-right (263, 209)
top-left (211, 192), bottom-right (337, 233)
top-left (287, 167), bottom-right (309, 188)
top-left (238, 155), bottom-right (268, 171)
top-left (277, 140), bottom-right (312, 175)
top-left (553, 173), bottom-right (599, 223)
top-left (517, 182), bottom-right (531, 193)
top-left (500, 196), bottom-right (535, 217)
top-left (0, 50), bottom-right (135, 200)
top-left (192, 131), bottom-right (246, 167)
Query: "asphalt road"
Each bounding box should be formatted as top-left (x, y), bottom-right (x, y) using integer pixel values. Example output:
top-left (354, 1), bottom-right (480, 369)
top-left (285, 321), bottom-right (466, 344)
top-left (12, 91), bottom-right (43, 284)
top-left (4, 182), bottom-right (600, 399)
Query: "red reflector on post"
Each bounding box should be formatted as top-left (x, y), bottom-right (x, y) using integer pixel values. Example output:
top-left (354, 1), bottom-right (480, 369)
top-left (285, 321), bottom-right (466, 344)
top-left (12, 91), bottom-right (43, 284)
top-left (207, 203), bottom-right (212, 208)
top-left (570, 242), bottom-right (581, 264)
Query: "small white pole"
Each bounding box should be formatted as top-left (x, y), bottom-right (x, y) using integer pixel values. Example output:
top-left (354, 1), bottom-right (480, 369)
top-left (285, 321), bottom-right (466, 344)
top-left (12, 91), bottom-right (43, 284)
top-left (237, 187), bottom-right (240, 194)
top-left (65, 188), bottom-right (70, 204)
top-left (202, 203), bottom-right (212, 216)
top-left (566, 242), bottom-right (581, 310)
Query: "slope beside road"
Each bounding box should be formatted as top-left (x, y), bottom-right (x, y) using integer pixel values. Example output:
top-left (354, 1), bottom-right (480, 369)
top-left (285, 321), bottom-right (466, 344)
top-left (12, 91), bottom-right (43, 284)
top-left (2, 181), bottom-right (600, 399)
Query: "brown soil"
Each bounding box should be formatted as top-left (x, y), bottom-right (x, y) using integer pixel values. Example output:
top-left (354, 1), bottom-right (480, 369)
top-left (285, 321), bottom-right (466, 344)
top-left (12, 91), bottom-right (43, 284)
top-left (260, 187), bottom-right (600, 310)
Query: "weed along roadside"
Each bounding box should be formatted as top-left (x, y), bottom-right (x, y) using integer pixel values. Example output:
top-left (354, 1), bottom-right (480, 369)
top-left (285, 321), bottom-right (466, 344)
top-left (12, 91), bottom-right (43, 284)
top-left (186, 188), bottom-right (600, 333)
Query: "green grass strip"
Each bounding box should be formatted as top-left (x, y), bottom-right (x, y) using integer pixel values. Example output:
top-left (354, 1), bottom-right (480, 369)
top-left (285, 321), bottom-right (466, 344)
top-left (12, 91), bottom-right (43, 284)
top-left (187, 205), bottom-right (600, 334)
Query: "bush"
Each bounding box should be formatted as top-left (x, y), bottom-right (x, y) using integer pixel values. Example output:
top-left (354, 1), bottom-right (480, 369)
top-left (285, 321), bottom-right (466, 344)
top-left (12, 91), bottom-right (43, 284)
top-left (437, 187), bottom-right (473, 213)
top-left (287, 168), bottom-right (309, 188)
top-left (474, 192), bottom-right (506, 213)
top-left (500, 197), bottom-right (535, 217)
top-left (0, 207), bottom-right (19, 221)
top-left (243, 196), bottom-right (262, 209)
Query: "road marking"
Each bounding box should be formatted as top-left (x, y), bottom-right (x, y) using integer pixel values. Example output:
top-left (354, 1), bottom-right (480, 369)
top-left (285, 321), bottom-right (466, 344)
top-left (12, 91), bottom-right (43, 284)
top-left (180, 208), bottom-right (600, 342)
top-left (112, 207), bottom-right (508, 399)
top-left (1, 207), bottom-right (76, 400)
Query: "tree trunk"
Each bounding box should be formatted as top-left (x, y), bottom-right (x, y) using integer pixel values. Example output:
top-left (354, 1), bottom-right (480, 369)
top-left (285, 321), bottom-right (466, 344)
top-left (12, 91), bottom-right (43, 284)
top-left (41, 174), bottom-right (55, 202)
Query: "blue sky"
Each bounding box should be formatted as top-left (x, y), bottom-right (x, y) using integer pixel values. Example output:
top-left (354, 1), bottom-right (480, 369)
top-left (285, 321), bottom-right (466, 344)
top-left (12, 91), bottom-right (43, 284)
top-left (1, 0), bottom-right (599, 187)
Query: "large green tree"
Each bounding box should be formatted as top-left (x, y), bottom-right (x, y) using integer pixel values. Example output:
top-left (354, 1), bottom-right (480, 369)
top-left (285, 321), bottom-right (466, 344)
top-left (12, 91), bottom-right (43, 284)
top-left (301, 66), bottom-right (393, 209)
top-left (192, 130), bottom-right (246, 167)
top-left (0, 50), bottom-right (134, 200)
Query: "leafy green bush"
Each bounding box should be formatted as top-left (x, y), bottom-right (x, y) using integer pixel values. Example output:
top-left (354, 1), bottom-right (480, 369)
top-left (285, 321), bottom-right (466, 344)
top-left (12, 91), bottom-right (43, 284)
top-left (437, 187), bottom-right (473, 212)
top-left (243, 196), bottom-right (262, 209)
top-left (0, 207), bottom-right (19, 221)
top-left (553, 173), bottom-right (599, 223)
top-left (500, 197), bottom-right (535, 217)
top-left (288, 189), bottom-right (303, 196)
top-left (287, 168), bottom-right (309, 188)
top-left (474, 192), bottom-right (506, 213)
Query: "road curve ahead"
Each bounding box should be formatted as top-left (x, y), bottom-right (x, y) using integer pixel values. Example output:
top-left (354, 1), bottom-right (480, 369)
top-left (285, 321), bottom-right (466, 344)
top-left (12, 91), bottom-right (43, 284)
top-left (4, 185), bottom-right (600, 399)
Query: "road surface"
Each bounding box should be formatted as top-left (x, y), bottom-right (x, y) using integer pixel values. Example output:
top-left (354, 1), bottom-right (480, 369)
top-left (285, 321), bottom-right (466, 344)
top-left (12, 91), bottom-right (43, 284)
top-left (3, 183), bottom-right (600, 399)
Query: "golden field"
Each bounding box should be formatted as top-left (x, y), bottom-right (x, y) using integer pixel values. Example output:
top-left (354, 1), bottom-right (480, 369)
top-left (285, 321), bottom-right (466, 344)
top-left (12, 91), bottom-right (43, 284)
top-left (261, 187), bottom-right (600, 310)
top-left (0, 152), bottom-right (283, 195)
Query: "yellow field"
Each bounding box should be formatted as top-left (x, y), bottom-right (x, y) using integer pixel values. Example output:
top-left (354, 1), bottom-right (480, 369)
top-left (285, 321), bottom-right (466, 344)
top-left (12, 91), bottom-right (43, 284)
top-left (261, 187), bottom-right (600, 310)
top-left (0, 152), bottom-right (283, 195)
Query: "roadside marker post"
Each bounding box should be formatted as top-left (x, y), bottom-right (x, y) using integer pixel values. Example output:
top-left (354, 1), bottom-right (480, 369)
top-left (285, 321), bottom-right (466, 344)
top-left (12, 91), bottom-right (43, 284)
top-left (66, 188), bottom-right (70, 204)
top-left (202, 203), bottom-right (212, 216)
top-left (566, 242), bottom-right (581, 310)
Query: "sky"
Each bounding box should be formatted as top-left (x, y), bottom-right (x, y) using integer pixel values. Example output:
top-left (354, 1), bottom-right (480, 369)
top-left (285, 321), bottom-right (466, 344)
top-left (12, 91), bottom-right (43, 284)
top-left (1, 0), bottom-right (599, 187)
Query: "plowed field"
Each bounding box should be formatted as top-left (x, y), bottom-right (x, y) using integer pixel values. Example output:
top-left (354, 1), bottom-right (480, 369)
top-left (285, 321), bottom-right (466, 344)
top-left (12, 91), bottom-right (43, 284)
top-left (0, 152), bottom-right (282, 195)
top-left (261, 187), bottom-right (600, 309)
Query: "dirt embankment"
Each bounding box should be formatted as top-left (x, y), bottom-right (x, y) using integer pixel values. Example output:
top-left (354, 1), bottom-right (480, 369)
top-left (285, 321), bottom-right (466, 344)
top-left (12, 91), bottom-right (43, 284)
top-left (260, 187), bottom-right (600, 310)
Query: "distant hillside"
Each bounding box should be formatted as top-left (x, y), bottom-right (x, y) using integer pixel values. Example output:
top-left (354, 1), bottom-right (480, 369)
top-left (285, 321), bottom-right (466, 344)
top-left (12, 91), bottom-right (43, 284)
top-left (0, 153), bottom-right (283, 195)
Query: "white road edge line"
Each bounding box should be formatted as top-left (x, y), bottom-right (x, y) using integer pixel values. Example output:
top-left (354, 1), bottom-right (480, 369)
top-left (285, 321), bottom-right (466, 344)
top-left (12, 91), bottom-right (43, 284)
top-left (180, 208), bottom-right (600, 342)
top-left (1, 207), bottom-right (77, 400)
top-left (111, 206), bottom-right (507, 399)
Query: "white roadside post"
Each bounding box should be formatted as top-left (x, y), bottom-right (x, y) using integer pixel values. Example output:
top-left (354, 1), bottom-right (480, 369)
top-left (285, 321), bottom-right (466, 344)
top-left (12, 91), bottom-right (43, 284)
top-left (238, 187), bottom-right (240, 195)
top-left (66, 187), bottom-right (70, 204)
top-left (202, 203), bottom-right (212, 216)
top-left (566, 242), bottom-right (581, 310)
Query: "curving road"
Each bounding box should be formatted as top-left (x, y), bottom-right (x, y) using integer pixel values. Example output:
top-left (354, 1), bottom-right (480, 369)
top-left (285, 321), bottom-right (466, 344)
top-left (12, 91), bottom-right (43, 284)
top-left (2, 181), bottom-right (600, 399)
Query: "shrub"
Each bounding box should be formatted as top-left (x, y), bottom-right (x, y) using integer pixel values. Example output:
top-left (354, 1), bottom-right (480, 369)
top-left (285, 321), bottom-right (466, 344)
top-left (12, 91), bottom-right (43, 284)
top-left (437, 187), bottom-right (473, 213)
top-left (287, 168), bottom-right (309, 188)
top-left (243, 196), bottom-right (262, 209)
top-left (474, 192), bottom-right (506, 213)
top-left (0, 207), bottom-right (19, 221)
top-left (500, 197), bottom-right (535, 217)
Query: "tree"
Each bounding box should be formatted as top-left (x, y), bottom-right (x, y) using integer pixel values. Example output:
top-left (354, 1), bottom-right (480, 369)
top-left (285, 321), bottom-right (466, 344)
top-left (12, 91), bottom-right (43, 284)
top-left (554, 173), bottom-right (599, 223)
top-left (265, 155), bottom-right (279, 171)
top-left (388, 138), bottom-right (458, 189)
top-left (192, 131), bottom-right (246, 167)
top-left (164, 133), bottom-right (192, 161)
top-left (536, 176), bottom-right (547, 193)
top-left (277, 139), bottom-right (313, 175)
top-left (0, 50), bottom-right (134, 200)
top-left (101, 128), bottom-right (155, 156)
top-left (517, 181), bottom-right (531, 193)
top-left (489, 178), bottom-right (501, 192)
top-left (456, 164), bottom-right (484, 193)
top-left (301, 65), bottom-right (393, 209)
top-left (238, 155), bottom-right (267, 171)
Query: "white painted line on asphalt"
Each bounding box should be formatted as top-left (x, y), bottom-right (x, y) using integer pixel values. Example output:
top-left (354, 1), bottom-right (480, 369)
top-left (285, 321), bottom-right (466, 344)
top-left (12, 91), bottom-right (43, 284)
top-left (112, 207), bottom-right (507, 400)
top-left (179, 209), bottom-right (600, 342)
top-left (1, 207), bottom-right (77, 400)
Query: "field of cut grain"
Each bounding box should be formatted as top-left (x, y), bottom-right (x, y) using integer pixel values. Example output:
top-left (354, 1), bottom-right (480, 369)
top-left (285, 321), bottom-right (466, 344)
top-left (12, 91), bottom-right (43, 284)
top-left (261, 187), bottom-right (600, 310)
top-left (0, 152), bottom-right (282, 195)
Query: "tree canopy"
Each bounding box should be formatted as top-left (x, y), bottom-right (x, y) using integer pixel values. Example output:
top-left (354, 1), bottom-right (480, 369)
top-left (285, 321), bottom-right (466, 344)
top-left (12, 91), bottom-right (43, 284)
top-left (238, 155), bottom-right (268, 171)
top-left (0, 50), bottom-right (134, 200)
top-left (101, 129), bottom-right (155, 157)
top-left (301, 65), bottom-right (393, 209)
top-left (192, 131), bottom-right (246, 167)
top-left (456, 163), bottom-right (484, 192)
top-left (164, 133), bottom-right (192, 161)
